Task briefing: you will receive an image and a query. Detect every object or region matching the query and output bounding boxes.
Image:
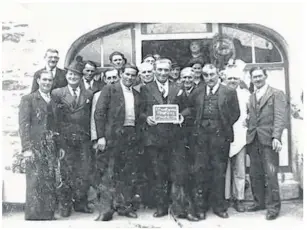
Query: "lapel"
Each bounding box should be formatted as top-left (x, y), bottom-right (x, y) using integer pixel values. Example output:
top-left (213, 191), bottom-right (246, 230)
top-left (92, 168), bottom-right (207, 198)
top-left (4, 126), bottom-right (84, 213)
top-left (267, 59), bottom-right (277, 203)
top-left (150, 82), bottom-right (164, 104)
top-left (251, 92), bottom-right (257, 110)
top-left (132, 88), bottom-right (139, 117)
top-left (33, 91), bottom-right (48, 113)
top-left (197, 86), bottom-right (206, 120)
top-left (49, 94), bottom-right (58, 118)
top-left (114, 83), bottom-right (125, 114)
top-left (217, 84), bottom-right (226, 111)
top-left (258, 86), bottom-right (273, 110)
top-left (167, 82), bottom-right (178, 104)
top-left (61, 86), bottom-right (76, 110)
top-left (76, 87), bottom-right (87, 108)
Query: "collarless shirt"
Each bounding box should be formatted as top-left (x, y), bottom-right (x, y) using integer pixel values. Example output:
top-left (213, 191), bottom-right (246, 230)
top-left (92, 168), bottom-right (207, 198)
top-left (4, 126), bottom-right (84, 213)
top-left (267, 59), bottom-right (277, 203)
top-left (206, 82), bottom-right (220, 96)
top-left (39, 89), bottom-right (51, 103)
top-left (120, 80), bottom-right (135, 126)
top-left (156, 79), bottom-right (169, 97)
top-left (255, 84), bottom-right (268, 101)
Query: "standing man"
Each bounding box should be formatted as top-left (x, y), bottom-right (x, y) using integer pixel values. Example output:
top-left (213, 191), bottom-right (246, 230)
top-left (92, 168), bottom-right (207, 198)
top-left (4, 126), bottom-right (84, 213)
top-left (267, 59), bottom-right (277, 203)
top-left (223, 67), bottom-right (250, 212)
top-left (52, 61), bottom-right (93, 217)
top-left (91, 68), bottom-right (120, 141)
top-left (246, 67), bottom-right (287, 220)
top-left (94, 64), bottom-right (141, 221)
top-left (31, 49), bottom-right (67, 93)
top-left (140, 59), bottom-right (187, 218)
top-left (80, 61), bottom-right (104, 93)
top-left (19, 70), bottom-right (62, 220)
top-left (182, 64), bottom-right (240, 219)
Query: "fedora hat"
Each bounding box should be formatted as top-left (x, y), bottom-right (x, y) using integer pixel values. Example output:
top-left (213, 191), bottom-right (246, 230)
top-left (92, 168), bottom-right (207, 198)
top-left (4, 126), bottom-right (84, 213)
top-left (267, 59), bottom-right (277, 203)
top-left (65, 61), bottom-right (84, 75)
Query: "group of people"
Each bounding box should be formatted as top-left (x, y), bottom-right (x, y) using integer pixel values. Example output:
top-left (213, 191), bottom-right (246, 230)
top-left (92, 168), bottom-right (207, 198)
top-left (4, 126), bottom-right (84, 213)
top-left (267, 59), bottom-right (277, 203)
top-left (18, 47), bottom-right (287, 222)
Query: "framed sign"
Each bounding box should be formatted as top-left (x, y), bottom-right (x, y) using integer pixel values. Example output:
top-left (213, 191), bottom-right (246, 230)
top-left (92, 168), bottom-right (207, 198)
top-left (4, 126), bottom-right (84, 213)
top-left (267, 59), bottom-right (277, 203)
top-left (153, 104), bottom-right (179, 123)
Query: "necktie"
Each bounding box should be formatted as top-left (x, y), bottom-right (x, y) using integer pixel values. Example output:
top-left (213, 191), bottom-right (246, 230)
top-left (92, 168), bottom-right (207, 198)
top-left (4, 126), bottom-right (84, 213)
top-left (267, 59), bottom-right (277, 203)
top-left (86, 80), bottom-right (92, 90)
top-left (72, 88), bottom-right (78, 108)
top-left (209, 87), bottom-right (213, 96)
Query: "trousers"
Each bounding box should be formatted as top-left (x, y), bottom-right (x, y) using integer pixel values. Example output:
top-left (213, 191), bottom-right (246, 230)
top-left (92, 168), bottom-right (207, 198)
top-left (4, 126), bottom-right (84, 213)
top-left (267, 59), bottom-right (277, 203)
top-left (247, 136), bottom-right (281, 213)
top-left (225, 147), bottom-right (246, 200)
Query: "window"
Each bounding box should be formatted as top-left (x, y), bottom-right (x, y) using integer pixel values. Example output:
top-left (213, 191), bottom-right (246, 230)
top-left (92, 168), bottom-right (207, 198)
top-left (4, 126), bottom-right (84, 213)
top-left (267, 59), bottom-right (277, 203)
top-left (76, 38), bottom-right (101, 66)
top-left (253, 34), bottom-right (282, 63)
top-left (102, 29), bottom-right (132, 66)
top-left (141, 23), bottom-right (212, 34)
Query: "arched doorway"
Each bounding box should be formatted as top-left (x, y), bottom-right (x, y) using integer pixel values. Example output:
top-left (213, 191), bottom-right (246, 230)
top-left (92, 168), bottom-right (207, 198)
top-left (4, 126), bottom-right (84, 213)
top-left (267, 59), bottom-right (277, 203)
top-left (65, 23), bottom-right (291, 172)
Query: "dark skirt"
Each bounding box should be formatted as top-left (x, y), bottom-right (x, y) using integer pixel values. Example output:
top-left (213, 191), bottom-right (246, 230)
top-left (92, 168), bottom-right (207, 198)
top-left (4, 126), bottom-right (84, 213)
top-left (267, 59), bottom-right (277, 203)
top-left (25, 134), bottom-right (57, 220)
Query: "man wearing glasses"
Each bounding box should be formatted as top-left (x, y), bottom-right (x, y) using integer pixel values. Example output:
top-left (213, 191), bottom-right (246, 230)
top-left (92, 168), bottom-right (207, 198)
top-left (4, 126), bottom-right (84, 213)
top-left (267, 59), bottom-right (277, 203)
top-left (31, 49), bottom-right (67, 93)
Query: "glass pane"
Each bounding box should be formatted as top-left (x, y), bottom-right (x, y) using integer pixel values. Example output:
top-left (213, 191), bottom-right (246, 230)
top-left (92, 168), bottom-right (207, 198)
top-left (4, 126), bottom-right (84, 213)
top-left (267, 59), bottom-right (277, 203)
top-left (222, 27), bottom-right (253, 63)
top-left (253, 35), bottom-right (282, 63)
top-left (141, 23), bottom-right (212, 34)
top-left (142, 39), bottom-right (211, 67)
top-left (103, 29), bottom-right (132, 66)
top-left (77, 39), bottom-right (101, 66)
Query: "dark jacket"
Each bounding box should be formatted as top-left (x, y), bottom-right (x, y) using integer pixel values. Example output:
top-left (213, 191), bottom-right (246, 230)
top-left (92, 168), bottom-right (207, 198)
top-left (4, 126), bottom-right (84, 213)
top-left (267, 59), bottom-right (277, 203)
top-left (79, 78), bottom-right (105, 94)
top-left (18, 91), bottom-right (60, 152)
top-left (52, 86), bottom-right (93, 140)
top-left (246, 86), bottom-right (287, 146)
top-left (31, 67), bottom-right (67, 93)
top-left (94, 82), bottom-right (142, 147)
top-left (181, 83), bottom-right (240, 142)
top-left (140, 81), bottom-right (186, 147)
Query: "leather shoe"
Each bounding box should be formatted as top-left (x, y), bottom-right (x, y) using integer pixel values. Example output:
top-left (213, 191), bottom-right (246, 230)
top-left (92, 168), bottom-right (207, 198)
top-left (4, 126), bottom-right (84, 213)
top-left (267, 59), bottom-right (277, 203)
top-left (74, 205), bottom-right (93, 213)
top-left (196, 212), bottom-right (206, 220)
top-left (153, 209), bottom-right (168, 217)
top-left (186, 213), bottom-right (199, 222)
top-left (95, 210), bottom-right (115, 221)
top-left (266, 211), bottom-right (279, 220)
top-left (125, 211), bottom-right (138, 218)
top-left (60, 207), bottom-right (72, 217)
top-left (234, 200), bottom-right (246, 212)
top-left (214, 211), bottom-right (229, 219)
top-left (246, 204), bottom-right (265, 212)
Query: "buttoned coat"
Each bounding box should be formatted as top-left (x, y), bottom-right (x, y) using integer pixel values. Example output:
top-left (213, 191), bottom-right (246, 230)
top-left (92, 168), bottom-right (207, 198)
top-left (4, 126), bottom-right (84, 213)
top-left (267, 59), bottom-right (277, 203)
top-left (181, 83), bottom-right (240, 142)
top-left (246, 86), bottom-right (287, 147)
top-left (140, 81), bottom-right (185, 147)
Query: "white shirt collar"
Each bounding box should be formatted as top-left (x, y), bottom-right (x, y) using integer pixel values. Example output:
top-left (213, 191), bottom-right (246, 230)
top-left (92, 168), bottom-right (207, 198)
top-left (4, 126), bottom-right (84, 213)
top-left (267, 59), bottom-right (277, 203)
top-left (255, 84), bottom-right (269, 100)
top-left (38, 89), bottom-right (51, 103)
top-left (185, 86), bottom-right (194, 95)
top-left (68, 85), bottom-right (80, 96)
top-left (156, 79), bottom-right (169, 96)
top-left (120, 80), bottom-right (132, 91)
top-left (83, 77), bottom-right (94, 87)
top-left (207, 82), bottom-right (220, 95)
top-left (45, 66), bottom-right (56, 77)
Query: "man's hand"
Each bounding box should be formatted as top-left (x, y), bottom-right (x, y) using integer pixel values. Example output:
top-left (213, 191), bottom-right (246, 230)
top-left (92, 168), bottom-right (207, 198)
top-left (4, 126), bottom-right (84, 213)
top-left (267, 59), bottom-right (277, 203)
top-left (173, 114), bottom-right (184, 125)
top-left (272, 138), bottom-right (282, 152)
top-left (22, 150), bottom-right (34, 163)
top-left (146, 116), bottom-right (157, 126)
top-left (97, 137), bottom-right (106, 151)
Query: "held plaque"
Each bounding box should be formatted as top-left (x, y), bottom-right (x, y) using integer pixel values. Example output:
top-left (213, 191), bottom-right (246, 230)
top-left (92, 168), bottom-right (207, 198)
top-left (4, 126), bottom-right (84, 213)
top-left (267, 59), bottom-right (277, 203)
top-left (153, 104), bottom-right (179, 123)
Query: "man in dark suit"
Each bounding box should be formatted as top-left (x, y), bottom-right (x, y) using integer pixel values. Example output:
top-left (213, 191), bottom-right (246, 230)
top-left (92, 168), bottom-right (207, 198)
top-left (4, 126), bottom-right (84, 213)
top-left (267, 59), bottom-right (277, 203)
top-left (19, 70), bottom-right (62, 220)
top-left (182, 64), bottom-right (240, 219)
top-left (140, 59), bottom-right (198, 221)
top-left (31, 49), bottom-right (67, 93)
top-left (246, 67), bottom-right (287, 220)
top-left (80, 61), bottom-right (104, 93)
top-left (52, 61), bottom-right (94, 217)
top-left (94, 64), bottom-right (141, 221)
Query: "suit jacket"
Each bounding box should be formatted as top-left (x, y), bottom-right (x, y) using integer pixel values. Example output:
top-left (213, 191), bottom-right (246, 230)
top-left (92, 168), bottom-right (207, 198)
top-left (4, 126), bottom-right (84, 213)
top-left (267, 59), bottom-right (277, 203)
top-left (31, 67), bottom-right (67, 93)
top-left (80, 78), bottom-right (105, 94)
top-left (246, 85), bottom-right (287, 147)
top-left (52, 86), bottom-right (93, 139)
top-left (140, 81), bottom-right (186, 147)
top-left (94, 82), bottom-right (141, 146)
top-left (181, 83), bottom-right (240, 142)
top-left (19, 91), bottom-right (59, 152)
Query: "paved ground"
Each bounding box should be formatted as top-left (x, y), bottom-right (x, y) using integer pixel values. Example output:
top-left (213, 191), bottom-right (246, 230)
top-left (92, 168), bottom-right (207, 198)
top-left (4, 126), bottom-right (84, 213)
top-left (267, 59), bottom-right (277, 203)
top-left (1, 200), bottom-right (304, 228)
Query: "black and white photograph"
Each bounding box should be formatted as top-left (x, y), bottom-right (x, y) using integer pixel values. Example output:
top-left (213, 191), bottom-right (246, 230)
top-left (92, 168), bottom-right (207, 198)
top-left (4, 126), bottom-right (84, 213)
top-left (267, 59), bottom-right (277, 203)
top-left (1, 1), bottom-right (305, 228)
